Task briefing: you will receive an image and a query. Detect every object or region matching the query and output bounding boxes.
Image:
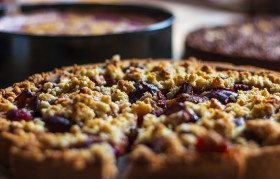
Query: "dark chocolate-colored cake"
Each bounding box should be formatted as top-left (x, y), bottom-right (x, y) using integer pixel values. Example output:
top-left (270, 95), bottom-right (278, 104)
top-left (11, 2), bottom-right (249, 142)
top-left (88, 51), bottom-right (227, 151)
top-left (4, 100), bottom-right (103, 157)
top-left (185, 16), bottom-right (280, 71)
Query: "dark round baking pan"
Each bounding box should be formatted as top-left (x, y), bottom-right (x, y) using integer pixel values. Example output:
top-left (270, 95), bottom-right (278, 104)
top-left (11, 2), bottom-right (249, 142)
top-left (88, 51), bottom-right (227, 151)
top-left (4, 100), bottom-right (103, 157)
top-left (0, 3), bottom-right (174, 88)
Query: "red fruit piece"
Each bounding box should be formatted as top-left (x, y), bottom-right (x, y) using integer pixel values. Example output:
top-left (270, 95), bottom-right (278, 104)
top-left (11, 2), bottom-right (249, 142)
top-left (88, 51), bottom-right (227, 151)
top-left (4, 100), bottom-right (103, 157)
top-left (91, 79), bottom-right (99, 86)
top-left (30, 96), bottom-right (40, 115)
top-left (157, 90), bottom-right (166, 101)
top-left (151, 105), bottom-right (166, 117)
top-left (173, 82), bottom-right (194, 98)
top-left (152, 93), bottom-right (167, 117)
top-left (234, 84), bottom-right (253, 92)
top-left (166, 109), bottom-right (199, 127)
top-left (151, 90), bottom-right (167, 117)
top-left (195, 136), bottom-right (229, 153)
top-left (105, 77), bottom-right (117, 87)
top-left (164, 102), bottom-right (200, 127)
top-left (6, 109), bottom-right (33, 121)
top-left (156, 99), bottom-right (167, 109)
top-left (14, 89), bottom-right (35, 108)
top-left (43, 116), bottom-right (71, 133)
top-left (165, 102), bottom-right (185, 115)
top-left (141, 81), bottom-right (161, 95)
top-left (202, 88), bottom-right (238, 105)
top-left (176, 93), bottom-right (209, 104)
top-left (129, 81), bottom-right (164, 103)
top-left (14, 89), bottom-right (40, 115)
top-left (129, 82), bottom-right (147, 103)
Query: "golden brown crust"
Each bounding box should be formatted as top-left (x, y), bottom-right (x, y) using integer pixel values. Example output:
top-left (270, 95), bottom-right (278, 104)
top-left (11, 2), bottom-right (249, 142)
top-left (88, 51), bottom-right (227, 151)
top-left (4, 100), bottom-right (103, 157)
top-left (124, 145), bottom-right (241, 179)
top-left (11, 145), bottom-right (116, 179)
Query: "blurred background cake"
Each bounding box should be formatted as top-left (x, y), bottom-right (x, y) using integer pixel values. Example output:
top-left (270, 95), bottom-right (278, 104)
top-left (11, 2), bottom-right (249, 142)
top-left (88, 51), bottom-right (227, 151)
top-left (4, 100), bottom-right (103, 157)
top-left (184, 16), bottom-right (280, 70)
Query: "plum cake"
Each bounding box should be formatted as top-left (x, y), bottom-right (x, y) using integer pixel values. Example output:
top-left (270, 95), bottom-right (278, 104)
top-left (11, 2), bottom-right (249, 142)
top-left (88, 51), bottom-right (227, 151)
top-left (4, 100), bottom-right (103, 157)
top-left (1, 56), bottom-right (280, 179)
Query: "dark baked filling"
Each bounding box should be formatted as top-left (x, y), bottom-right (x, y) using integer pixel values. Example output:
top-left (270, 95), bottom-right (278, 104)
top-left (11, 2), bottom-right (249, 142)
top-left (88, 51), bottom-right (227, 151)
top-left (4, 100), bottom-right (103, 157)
top-left (0, 10), bottom-right (155, 35)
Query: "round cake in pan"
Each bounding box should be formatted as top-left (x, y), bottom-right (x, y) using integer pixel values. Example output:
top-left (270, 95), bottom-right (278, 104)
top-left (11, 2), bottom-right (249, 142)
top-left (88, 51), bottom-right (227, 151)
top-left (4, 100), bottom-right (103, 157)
top-left (1, 56), bottom-right (280, 179)
top-left (185, 16), bottom-right (280, 71)
top-left (0, 10), bottom-right (155, 35)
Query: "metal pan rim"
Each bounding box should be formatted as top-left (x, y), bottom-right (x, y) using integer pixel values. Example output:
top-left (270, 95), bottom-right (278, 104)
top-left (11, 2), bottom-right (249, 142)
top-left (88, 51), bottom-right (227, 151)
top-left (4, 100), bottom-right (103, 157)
top-left (0, 2), bottom-right (175, 38)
